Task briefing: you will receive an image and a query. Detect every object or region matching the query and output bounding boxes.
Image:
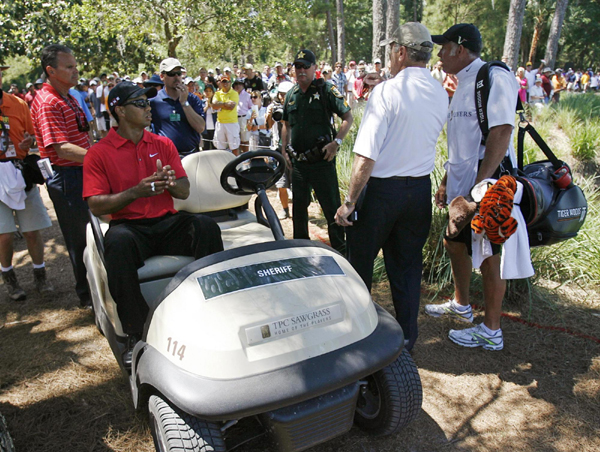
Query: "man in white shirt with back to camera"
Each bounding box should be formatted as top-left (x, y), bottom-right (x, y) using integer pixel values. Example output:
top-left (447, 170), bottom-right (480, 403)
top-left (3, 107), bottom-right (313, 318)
top-left (335, 22), bottom-right (447, 352)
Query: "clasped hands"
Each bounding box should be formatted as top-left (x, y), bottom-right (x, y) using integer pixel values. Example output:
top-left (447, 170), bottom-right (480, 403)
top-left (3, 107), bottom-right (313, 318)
top-left (137, 159), bottom-right (176, 197)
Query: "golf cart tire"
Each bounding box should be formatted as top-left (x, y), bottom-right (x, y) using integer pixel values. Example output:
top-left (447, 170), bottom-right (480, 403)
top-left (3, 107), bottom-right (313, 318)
top-left (354, 349), bottom-right (422, 436)
top-left (0, 412), bottom-right (15, 452)
top-left (149, 395), bottom-right (226, 452)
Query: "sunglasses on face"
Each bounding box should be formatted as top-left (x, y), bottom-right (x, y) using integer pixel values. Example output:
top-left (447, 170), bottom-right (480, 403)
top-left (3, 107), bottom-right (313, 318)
top-left (251, 95), bottom-right (259, 99)
top-left (165, 71), bottom-right (182, 77)
top-left (294, 63), bottom-right (311, 70)
top-left (220, 80), bottom-right (230, 84)
top-left (123, 99), bottom-right (151, 108)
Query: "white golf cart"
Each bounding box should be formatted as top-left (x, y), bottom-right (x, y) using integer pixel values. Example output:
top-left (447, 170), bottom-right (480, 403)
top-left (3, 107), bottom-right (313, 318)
top-left (84, 149), bottom-right (422, 452)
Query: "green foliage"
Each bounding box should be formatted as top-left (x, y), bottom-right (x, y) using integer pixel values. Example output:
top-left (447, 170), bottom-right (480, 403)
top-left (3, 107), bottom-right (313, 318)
top-left (559, 0), bottom-right (600, 69)
top-left (1, 0), bottom-right (599, 77)
top-left (423, 0), bottom-right (512, 61)
top-left (343, 0), bottom-right (373, 63)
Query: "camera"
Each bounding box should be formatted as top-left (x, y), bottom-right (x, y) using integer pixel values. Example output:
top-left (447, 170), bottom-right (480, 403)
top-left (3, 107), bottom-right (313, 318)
top-left (260, 90), bottom-right (271, 108)
top-left (271, 104), bottom-right (284, 122)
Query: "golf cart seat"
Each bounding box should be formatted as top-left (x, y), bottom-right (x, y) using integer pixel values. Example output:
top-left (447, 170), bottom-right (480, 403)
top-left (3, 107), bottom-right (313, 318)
top-left (175, 150), bottom-right (275, 249)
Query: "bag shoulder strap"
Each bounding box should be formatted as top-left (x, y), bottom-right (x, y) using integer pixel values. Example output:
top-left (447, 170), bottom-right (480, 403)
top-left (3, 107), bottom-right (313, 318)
top-left (517, 121), bottom-right (562, 170)
top-left (475, 60), bottom-right (518, 145)
top-left (476, 61), bottom-right (560, 171)
top-left (475, 61), bottom-right (526, 141)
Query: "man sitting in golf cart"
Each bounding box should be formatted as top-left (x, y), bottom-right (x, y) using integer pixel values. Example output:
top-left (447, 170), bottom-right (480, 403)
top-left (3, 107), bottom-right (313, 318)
top-left (82, 81), bottom-right (224, 368)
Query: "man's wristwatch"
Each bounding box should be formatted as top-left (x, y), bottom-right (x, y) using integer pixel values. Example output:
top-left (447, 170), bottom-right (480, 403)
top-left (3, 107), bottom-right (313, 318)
top-left (183, 101), bottom-right (190, 107)
top-left (344, 196), bottom-right (355, 206)
top-left (334, 138), bottom-right (343, 147)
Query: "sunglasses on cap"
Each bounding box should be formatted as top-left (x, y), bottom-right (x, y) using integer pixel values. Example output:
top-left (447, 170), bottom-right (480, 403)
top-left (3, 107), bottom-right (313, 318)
top-left (165, 70), bottom-right (182, 77)
top-left (123, 99), bottom-right (151, 108)
top-left (294, 62), bottom-right (311, 70)
top-left (220, 79), bottom-right (230, 83)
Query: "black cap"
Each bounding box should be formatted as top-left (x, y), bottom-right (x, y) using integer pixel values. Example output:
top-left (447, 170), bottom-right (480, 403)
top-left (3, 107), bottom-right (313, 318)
top-left (143, 74), bottom-right (164, 88)
top-left (108, 81), bottom-right (156, 114)
top-left (294, 49), bottom-right (316, 66)
top-left (432, 23), bottom-right (482, 53)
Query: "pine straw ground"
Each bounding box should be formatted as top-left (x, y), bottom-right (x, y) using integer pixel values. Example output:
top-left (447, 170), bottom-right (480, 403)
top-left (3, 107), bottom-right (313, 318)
top-left (0, 188), bottom-right (599, 452)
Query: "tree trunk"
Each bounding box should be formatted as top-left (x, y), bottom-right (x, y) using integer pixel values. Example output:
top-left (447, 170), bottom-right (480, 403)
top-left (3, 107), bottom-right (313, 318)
top-left (372, 0), bottom-right (385, 64)
top-left (502, 0), bottom-right (526, 70)
top-left (544, 0), bottom-right (569, 68)
top-left (528, 13), bottom-right (546, 64)
top-left (336, 0), bottom-right (346, 65)
top-left (385, 0), bottom-right (399, 65)
top-left (325, 2), bottom-right (337, 67)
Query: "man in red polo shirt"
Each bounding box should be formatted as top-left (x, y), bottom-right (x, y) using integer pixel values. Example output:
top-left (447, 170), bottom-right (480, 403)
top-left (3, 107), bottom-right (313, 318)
top-left (83, 81), bottom-right (223, 367)
top-left (30, 44), bottom-right (92, 306)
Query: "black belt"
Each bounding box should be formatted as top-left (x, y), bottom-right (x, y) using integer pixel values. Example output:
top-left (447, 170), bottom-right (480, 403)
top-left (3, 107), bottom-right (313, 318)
top-left (179, 147), bottom-right (200, 156)
top-left (52, 165), bottom-right (83, 171)
top-left (372, 175), bottom-right (430, 181)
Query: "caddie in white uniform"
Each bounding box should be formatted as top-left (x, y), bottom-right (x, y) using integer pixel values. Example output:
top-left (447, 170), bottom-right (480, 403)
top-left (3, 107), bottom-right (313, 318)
top-left (424, 23), bottom-right (519, 351)
top-left (335, 22), bottom-right (447, 352)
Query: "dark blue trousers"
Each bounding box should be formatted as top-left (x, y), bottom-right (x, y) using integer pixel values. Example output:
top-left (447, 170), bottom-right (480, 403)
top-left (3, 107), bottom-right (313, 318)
top-left (292, 159), bottom-right (345, 253)
top-left (346, 176), bottom-right (432, 351)
top-left (46, 166), bottom-right (90, 304)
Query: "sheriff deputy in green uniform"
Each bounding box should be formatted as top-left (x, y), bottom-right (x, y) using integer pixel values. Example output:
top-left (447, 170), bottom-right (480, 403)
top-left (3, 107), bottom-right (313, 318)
top-left (281, 49), bottom-right (353, 253)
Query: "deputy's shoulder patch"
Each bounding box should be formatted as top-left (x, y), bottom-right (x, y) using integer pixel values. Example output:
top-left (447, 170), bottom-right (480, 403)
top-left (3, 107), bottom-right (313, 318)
top-left (330, 85), bottom-right (344, 99)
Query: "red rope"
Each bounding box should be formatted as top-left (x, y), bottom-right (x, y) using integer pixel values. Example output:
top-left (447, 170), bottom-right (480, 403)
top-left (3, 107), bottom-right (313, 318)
top-left (473, 303), bottom-right (600, 344)
top-left (440, 295), bottom-right (600, 344)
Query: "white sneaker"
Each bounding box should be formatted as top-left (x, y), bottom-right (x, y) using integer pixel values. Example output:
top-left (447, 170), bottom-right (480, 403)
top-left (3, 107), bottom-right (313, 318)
top-left (448, 324), bottom-right (504, 351)
top-left (424, 299), bottom-right (473, 323)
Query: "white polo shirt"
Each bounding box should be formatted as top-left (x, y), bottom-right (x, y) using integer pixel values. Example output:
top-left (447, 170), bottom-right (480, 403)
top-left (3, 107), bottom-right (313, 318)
top-left (445, 58), bottom-right (518, 202)
top-left (352, 66), bottom-right (447, 178)
top-left (525, 68), bottom-right (538, 93)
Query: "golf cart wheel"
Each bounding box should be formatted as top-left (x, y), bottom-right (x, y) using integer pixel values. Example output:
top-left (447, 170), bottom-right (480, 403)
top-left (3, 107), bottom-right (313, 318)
top-left (149, 395), bottom-right (226, 452)
top-left (355, 349), bottom-right (422, 436)
top-left (0, 412), bottom-right (15, 452)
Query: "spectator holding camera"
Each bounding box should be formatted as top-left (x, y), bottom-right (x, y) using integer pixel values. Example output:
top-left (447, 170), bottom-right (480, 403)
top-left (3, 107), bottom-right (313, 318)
top-left (266, 81), bottom-right (293, 220)
top-left (202, 84), bottom-right (217, 150)
top-left (246, 90), bottom-right (270, 151)
top-left (281, 49), bottom-right (353, 253)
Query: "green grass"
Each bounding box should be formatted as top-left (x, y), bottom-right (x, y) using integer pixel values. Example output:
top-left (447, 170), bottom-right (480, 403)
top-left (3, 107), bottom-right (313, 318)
top-left (567, 119), bottom-right (600, 161)
top-left (334, 94), bottom-right (600, 300)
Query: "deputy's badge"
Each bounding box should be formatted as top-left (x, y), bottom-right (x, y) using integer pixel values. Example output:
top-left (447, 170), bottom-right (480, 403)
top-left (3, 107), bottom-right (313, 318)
top-left (297, 51), bottom-right (306, 59)
top-left (313, 92), bottom-right (320, 101)
top-left (331, 86), bottom-right (344, 99)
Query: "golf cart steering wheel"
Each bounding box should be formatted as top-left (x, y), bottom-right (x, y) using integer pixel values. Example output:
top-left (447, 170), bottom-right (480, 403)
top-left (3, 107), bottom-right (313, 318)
top-left (220, 150), bottom-right (286, 195)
